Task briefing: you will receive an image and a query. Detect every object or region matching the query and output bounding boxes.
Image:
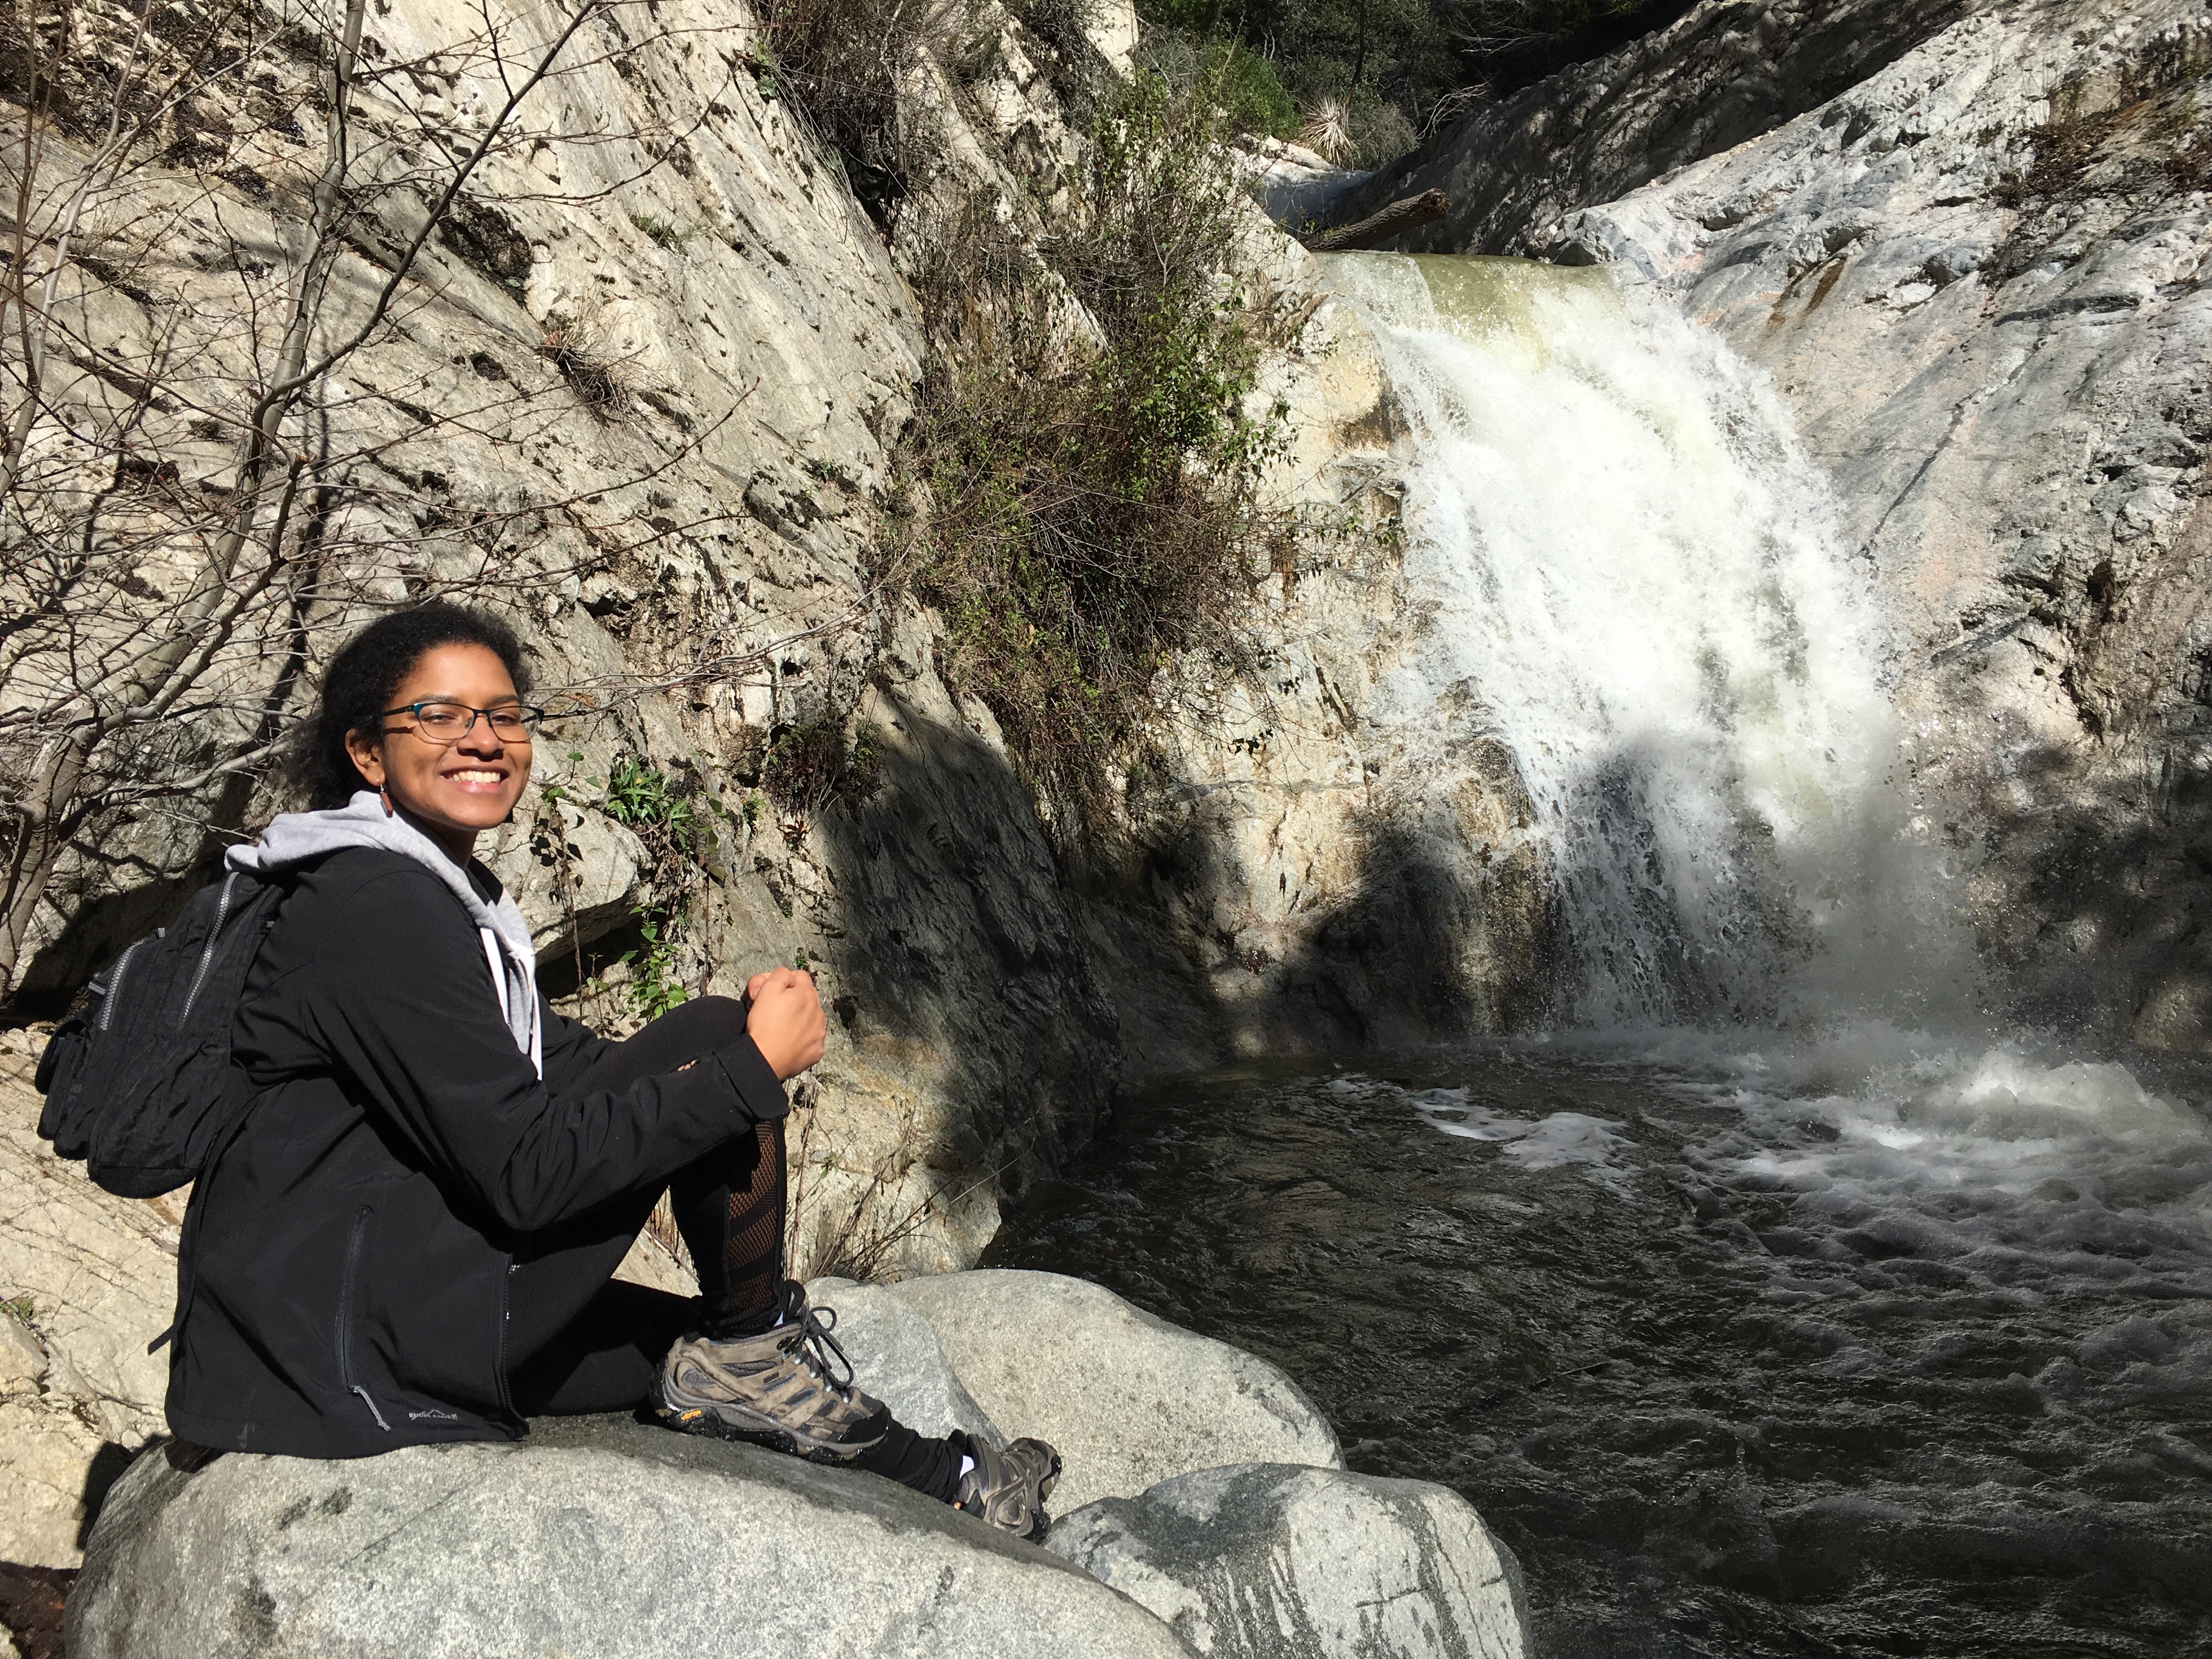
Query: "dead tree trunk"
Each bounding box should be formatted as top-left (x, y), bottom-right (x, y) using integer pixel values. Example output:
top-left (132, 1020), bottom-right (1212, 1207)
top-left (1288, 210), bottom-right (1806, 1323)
top-left (1301, 189), bottom-right (1451, 253)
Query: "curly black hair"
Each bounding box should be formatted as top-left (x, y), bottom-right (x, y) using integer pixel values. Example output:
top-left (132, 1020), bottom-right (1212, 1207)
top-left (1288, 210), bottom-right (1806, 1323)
top-left (299, 604), bottom-right (533, 809)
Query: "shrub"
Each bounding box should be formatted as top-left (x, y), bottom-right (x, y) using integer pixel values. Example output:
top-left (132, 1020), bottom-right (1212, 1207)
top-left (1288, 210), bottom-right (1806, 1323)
top-left (886, 64), bottom-right (1292, 813)
top-left (761, 718), bottom-right (884, 812)
top-left (602, 755), bottom-right (706, 854)
top-left (754, 0), bottom-right (980, 225)
top-left (537, 315), bottom-right (632, 421)
top-left (629, 211), bottom-right (687, 250)
top-left (1198, 40), bottom-right (1300, 139)
top-left (596, 757), bottom-right (716, 1018)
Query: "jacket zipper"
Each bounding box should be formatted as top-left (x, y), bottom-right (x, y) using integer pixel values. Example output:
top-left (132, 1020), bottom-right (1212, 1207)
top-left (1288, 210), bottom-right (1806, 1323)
top-left (176, 871), bottom-right (239, 1024)
top-left (336, 1205), bottom-right (390, 1432)
top-left (494, 1257), bottom-right (517, 1420)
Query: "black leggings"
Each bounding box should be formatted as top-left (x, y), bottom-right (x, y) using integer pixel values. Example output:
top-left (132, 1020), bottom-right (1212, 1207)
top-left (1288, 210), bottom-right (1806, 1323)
top-left (504, 996), bottom-right (962, 1502)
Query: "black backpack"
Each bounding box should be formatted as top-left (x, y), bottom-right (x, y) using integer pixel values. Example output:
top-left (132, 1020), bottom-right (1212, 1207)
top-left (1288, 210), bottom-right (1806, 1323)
top-left (35, 868), bottom-right (285, 1197)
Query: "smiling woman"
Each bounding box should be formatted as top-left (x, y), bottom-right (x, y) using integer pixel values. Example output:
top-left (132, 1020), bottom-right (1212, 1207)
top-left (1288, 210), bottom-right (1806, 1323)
top-left (338, 642), bottom-right (539, 854)
top-left (170, 603), bottom-right (1062, 1535)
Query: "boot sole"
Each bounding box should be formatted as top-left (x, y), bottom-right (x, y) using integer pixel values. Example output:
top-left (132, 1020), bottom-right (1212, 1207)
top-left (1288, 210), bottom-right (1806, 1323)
top-left (651, 1385), bottom-right (884, 1465)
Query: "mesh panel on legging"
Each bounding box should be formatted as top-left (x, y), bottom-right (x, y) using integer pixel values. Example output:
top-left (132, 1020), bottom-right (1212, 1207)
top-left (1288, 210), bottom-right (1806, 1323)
top-left (670, 1116), bottom-right (786, 1336)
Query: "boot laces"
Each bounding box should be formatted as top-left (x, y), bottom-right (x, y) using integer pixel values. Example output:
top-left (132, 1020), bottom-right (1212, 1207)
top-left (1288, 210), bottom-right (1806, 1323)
top-left (778, 1284), bottom-right (857, 1396)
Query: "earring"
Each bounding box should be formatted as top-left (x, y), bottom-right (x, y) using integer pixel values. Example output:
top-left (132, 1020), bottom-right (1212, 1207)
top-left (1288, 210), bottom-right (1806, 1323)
top-left (379, 783), bottom-right (393, 818)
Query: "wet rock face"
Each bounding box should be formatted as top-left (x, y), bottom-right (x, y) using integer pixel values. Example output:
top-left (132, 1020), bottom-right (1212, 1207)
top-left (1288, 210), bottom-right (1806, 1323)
top-left (1527, 0), bottom-right (2212, 1039)
top-left (1047, 1463), bottom-right (1533, 1659)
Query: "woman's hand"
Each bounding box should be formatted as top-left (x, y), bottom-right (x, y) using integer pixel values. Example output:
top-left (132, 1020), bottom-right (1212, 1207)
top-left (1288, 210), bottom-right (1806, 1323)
top-left (744, 967), bottom-right (825, 1081)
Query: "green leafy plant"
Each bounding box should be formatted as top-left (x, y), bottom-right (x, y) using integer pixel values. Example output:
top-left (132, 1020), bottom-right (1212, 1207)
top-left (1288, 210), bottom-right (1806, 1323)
top-left (886, 63), bottom-right (1293, 812)
top-left (1194, 38), bottom-right (1299, 138)
top-left (595, 756), bottom-right (718, 1019)
top-left (600, 757), bottom-right (702, 847)
top-left (619, 917), bottom-right (689, 1019)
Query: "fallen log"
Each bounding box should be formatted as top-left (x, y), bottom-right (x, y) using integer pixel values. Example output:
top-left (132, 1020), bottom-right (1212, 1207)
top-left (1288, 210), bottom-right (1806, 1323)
top-left (1299, 188), bottom-right (1450, 253)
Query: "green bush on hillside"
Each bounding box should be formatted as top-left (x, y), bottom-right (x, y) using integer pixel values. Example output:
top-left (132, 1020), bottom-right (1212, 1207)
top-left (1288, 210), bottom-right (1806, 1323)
top-left (886, 65), bottom-right (1292, 813)
top-left (1198, 39), bottom-right (1300, 139)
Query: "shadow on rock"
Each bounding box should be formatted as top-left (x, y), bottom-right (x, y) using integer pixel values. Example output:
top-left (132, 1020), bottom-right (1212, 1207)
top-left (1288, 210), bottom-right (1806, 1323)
top-left (808, 682), bottom-right (1123, 1195)
top-left (1988, 732), bottom-right (2212, 1051)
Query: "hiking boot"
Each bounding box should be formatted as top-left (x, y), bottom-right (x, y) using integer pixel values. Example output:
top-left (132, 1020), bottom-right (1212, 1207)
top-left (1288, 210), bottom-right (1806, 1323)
top-left (652, 1280), bottom-right (890, 1462)
top-left (952, 1435), bottom-right (1062, 1542)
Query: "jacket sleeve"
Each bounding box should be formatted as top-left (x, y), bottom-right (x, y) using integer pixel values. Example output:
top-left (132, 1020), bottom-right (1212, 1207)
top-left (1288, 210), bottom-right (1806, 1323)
top-left (298, 864), bottom-right (784, 1233)
top-left (538, 1003), bottom-right (615, 1097)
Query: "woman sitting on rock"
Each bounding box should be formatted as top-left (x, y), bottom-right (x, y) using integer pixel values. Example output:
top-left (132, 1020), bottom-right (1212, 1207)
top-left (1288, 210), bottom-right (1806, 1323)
top-left (171, 601), bottom-right (1058, 1536)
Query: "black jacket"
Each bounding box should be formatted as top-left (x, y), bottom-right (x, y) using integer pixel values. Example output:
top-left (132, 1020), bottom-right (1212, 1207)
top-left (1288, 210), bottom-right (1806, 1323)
top-left (167, 847), bottom-right (786, 1457)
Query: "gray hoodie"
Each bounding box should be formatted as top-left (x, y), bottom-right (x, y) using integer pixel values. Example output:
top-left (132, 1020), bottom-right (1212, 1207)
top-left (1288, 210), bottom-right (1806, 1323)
top-left (227, 790), bottom-right (542, 1075)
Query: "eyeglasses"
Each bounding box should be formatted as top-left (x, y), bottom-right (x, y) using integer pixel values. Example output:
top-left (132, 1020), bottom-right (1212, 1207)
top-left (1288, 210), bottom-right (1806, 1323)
top-left (380, 701), bottom-right (544, 743)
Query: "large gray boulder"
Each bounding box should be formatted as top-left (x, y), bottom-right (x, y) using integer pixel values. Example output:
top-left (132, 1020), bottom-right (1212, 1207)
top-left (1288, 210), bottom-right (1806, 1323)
top-left (887, 1271), bottom-right (1342, 1515)
top-left (808, 1274), bottom-right (1006, 1448)
top-left (1048, 1464), bottom-right (1533, 1659)
top-left (66, 1415), bottom-right (1197, 1659)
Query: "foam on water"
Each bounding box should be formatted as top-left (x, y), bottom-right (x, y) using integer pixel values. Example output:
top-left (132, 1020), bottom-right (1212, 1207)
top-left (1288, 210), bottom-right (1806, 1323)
top-left (1331, 1074), bottom-right (1635, 1182)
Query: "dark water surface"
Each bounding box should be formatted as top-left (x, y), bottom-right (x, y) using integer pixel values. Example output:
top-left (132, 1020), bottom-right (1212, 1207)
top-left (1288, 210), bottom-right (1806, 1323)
top-left (983, 1039), bottom-right (2212, 1658)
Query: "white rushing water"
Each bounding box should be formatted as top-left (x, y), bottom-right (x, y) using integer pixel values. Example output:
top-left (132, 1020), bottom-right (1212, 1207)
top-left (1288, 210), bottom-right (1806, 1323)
top-left (1315, 250), bottom-right (2212, 1274)
top-left (1317, 253), bottom-right (1980, 1033)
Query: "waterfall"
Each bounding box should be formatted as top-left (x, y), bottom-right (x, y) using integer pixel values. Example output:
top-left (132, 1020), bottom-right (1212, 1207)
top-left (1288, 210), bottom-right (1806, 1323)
top-left (1317, 253), bottom-right (1983, 1034)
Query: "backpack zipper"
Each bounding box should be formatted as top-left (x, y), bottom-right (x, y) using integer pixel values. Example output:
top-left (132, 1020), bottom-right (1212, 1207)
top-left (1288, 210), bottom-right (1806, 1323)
top-left (96, 939), bottom-right (149, 1032)
top-left (176, 872), bottom-right (240, 1025)
top-left (335, 1205), bottom-right (390, 1432)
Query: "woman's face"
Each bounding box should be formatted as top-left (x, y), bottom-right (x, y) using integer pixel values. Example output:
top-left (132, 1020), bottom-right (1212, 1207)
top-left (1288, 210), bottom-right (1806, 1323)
top-left (343, 643), bottom-right (532, 856)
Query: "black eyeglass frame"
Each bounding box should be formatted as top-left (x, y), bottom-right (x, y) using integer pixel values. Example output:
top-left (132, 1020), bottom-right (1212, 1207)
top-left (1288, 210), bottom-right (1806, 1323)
top-left (377, 700), bottom-right (547, 743)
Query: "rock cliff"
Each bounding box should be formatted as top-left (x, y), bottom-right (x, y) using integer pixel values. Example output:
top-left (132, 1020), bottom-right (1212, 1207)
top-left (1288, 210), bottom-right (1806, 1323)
top-left (0, 0), bottom-right (1560, 1290)
top-left (1335, 0), bottom-right (2212, 1043)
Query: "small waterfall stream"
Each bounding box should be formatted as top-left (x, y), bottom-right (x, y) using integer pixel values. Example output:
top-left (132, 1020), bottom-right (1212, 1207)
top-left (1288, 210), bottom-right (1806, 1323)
top-left (1314, 252), bottom-right (1978, 1032)
top-left (994, 259), bottom-right (2212, 1657)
